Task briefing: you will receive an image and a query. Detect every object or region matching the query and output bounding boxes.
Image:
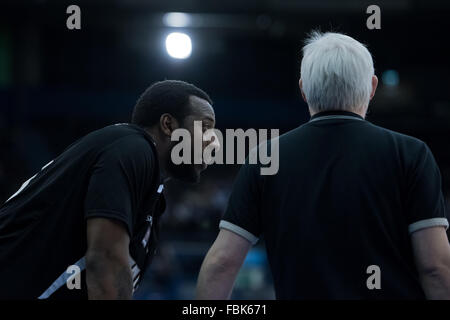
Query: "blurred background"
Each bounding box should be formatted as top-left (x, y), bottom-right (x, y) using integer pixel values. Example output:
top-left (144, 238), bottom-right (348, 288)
top-left (1, 0), bottom-right (449, 299)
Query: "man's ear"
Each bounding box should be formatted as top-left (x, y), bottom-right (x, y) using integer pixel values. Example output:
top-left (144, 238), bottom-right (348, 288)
top-left (159, 113), bottom-right (179, 137)
top-left (299, 79), bottom-right (307, 103)
top-left (370, 75), bottom-right (378, 100)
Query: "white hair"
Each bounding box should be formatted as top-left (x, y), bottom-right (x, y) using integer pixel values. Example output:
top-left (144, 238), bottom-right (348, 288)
top-left (300, 31), bottom-right (375, 113)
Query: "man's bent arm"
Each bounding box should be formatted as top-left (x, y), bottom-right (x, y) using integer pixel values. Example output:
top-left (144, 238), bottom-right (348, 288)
top-left (411, 226), bottom-right (450, 299)
top-left (196, 228), bottom-right (252, 299)
top-left (86, 218), bottom-right (133, 300)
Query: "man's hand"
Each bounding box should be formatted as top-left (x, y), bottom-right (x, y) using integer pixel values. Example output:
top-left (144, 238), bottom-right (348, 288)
top-left (86, 218), bottom-right (133, 300)
top-left (196, 228), bottom-right (252, 299)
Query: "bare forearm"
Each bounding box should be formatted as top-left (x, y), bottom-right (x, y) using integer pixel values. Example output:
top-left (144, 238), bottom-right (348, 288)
top-left (86, 254), bottom-right (133, 300)
top-left (196, 255), bottom-right (240, 299)
top-left (421, 267), bottom-right (450, 300)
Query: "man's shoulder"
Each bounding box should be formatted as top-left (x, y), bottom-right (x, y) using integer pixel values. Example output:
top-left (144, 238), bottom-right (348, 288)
top-left (84, 123), bottom-right (154, 151)
top-left (276, 120), bottom-right (428, 160)
top-left (99, 124), bottom-right (157, 159)
top-left (282, 120), bottom-right (424, 145)
top-left (364, 122), bottom-right (427, 150)
top-left (94, 123), bottom-right (149, 140)
top-left (60, 123), bottom-right (157, 169)
top-left (82, 124), bottom-right (159, 183)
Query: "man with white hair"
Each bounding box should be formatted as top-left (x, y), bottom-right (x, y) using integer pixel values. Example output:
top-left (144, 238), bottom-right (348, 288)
top-left (196, 31), bottom-right (450, 299)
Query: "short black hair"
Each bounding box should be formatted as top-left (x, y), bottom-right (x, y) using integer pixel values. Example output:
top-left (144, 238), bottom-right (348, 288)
top-left (131, 80), bottom-right (212, 127)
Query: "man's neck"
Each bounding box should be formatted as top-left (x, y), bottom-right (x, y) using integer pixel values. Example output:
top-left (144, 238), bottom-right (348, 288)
top-left (143, 127), bottom-right (169, 180)
top-left (309, 107), bottom-right (367, 119)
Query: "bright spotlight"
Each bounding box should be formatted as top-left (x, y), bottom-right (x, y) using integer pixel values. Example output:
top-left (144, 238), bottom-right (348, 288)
top-left (165, 32), bottom-right (192, 59)
top-left (163, 12), bottom-right (191, 28)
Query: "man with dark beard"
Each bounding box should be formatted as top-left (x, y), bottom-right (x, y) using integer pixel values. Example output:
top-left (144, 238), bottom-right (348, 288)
top-left (0, 80), bottom-right (218, 299)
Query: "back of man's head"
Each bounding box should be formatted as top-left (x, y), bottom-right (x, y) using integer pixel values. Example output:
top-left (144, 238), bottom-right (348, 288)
top-left (131, 80), bottom-right (212, 128)
top-left (300, 31), bottom-right (375, 114)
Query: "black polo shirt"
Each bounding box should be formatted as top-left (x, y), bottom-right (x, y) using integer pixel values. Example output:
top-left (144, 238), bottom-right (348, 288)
top-left (0, 124), bottom-right (165, 299)
top-left (221, 110), bottom-right (448, 299)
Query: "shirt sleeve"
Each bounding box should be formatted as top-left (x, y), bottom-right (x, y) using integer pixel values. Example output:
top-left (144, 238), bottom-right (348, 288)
top-left (84, 136), bottom-right (154, 237)
top-left (406, 142), bottom-right (448, 234)
top-left (220, 161), bottom-right (262, 245)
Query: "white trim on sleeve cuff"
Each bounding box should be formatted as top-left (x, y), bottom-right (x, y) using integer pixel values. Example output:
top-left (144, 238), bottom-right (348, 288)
top-left (408, 217), bottom-right (449, 234)
top-left (219, 220), bottom-right (259, 245)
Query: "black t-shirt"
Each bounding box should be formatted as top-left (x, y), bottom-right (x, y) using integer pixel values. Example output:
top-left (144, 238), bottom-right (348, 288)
top-left (0, 124), bottom-right (165, 299)
top-left (221, 110), bottom-right (449, 299)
